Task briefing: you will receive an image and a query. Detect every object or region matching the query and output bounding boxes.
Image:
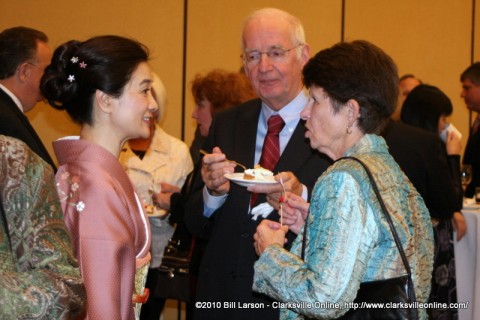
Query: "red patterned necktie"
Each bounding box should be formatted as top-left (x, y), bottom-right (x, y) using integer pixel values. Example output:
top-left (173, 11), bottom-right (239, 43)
top-left (250, 115), bottom-right (285, 207)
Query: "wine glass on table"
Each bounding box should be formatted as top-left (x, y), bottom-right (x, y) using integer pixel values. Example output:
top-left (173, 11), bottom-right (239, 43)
top-left (461, 164), bottom-right (472, 193)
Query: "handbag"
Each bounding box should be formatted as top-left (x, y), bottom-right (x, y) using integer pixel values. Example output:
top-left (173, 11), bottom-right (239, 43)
top-left (154, 225), bottom-right (194, 302)
top-left (301, 157), bottom-right (418, 320)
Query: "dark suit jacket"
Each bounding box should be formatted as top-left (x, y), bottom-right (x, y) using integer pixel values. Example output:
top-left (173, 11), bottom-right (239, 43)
top-left (463, 127), bottom-right (480, 198)
top-left (382, 120), bottom-right (457, 218)
top-left (0, 87), bottom-right (56, 170)
top-left (185, 99), bottom-right (331, 320)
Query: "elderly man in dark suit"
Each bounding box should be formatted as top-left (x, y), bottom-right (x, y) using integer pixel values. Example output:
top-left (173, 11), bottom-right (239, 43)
top-left (185, 8), bottom-right (331, 320)
top-left (460, 62), bottom-right (480, 198)
top-left (0, 26), bottom-right (56, 170)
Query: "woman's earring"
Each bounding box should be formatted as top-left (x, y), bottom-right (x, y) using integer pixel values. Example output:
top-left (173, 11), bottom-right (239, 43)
top-left (346, 126), bottom-right (352, 134)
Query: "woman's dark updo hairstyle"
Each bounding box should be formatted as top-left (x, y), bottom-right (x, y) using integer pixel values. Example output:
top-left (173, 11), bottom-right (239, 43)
top-left (303, 40), bottom-right (399, 134)
top-left (41, 35), bottom-right (149, 125)
top-left (400, 84), bottom-right (453, 134)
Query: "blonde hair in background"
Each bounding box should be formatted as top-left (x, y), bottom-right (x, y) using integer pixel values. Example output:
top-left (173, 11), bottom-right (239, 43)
top-left (151, 72), bottom-right (167, 123)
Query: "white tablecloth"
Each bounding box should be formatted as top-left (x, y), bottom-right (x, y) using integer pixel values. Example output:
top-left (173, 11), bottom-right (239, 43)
top-left (454, 209), bottom-right (480, 320)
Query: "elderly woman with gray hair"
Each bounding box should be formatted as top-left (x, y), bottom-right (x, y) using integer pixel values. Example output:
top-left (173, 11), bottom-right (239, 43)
top-left (251, 40), bottom-right (434, 319)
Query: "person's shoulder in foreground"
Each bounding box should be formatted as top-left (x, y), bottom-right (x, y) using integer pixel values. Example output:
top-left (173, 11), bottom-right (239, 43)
top-left (0, 134), bottom-right (86, 319)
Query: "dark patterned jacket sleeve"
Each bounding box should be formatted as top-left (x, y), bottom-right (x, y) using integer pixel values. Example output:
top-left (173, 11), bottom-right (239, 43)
top-left (0, 135), bottom-right (86, 320)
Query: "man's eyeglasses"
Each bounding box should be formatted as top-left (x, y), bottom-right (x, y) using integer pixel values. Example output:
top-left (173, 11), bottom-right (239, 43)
top-left (27, 62), bottom-right (45, 71)
top-left (241, 44), bottom-right (303, 65)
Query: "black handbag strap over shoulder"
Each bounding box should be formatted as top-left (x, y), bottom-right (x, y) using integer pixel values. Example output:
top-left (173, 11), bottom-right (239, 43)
top-left (301, 156), bottom-right (416, 301)
top-left (338, 157), bottom-right (413, 279)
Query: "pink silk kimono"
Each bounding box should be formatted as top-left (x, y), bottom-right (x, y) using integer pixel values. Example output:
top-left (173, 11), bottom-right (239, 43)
top-left (53, 137), bottom-right (151, 320)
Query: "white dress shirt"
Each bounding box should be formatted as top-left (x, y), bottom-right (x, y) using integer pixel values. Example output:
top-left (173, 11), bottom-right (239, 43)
top-left (203, 90), bottom-right (310, 217)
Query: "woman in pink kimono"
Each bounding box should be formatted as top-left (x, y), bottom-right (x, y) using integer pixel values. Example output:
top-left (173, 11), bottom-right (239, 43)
top-left (40, 35), bottom-right (157, 320)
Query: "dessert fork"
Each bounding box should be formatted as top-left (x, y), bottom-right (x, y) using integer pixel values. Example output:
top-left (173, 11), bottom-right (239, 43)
top-left (279, 175), bottom-right (286, 226)
top-left (199, 149), bottom-right (247, 170)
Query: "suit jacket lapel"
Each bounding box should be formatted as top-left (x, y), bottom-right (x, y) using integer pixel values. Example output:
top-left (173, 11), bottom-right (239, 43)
top-left (465, 130), bottom-right (480, 163)
top-left (233, 100), bottom-right (261, 170)
top-left (0, 89), bottom-right (55, 169)
top-left (0, 89), bottom-right (29, 126)
top-left (229, 102), bottom-right (314, 174)
top-left (276, 119), bottom-right (312, 173)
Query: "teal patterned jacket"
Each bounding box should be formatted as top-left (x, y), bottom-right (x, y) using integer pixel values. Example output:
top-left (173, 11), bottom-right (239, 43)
top-left (253, 134), bottom-right (434, 320)
top-left (0, 135), bottom-right (86, 319)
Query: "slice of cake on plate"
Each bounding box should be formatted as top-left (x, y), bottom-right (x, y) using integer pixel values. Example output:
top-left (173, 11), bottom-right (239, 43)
top-left (243, 164), bottom-right (274, 181)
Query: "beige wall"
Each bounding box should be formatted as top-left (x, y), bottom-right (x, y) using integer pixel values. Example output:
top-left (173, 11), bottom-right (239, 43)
top-left (1, 0), bottom-right (185, 163)
top-left (477, 1), bottom-right (480, 63)
top-left (1, 0), bottom-right (479, 164)
top-left (345, 0), bottom-right (474, 147)
top-left (184, 0), bottom-right (343, 148)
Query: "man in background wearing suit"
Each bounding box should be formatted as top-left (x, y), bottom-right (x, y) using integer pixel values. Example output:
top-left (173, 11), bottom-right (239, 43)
top-left (0, 26), bottom-right (56, 170)
top-left (185, 8), bottom-right (331, 320)
top-left (460, 62), bottom-right (480, 198)
top-left (382, 120), bottom-right (459, 222)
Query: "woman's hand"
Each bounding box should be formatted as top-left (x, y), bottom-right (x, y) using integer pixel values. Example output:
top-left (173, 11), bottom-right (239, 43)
top-left (253, 219), bottom-right (289, 255)
top-left (247, 171), bottom-right (303, 210)
top-left (445, 131), bottom-right (462, 155)
top-left (152, 182), bottom-right (180, 210)
top-left (281, 192), bottom-right (310, 234)
top-left (452, 211), bottom-right (467, 241)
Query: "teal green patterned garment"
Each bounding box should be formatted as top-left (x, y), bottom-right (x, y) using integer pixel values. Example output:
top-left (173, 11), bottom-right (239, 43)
top-left (0, 135), bottom-right (86, 319)
top-left (253, 134), bottom-right (434, 320)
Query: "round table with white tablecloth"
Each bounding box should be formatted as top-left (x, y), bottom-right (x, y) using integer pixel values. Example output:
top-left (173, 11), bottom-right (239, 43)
top-left (454, 202), bottom-right (480, 320)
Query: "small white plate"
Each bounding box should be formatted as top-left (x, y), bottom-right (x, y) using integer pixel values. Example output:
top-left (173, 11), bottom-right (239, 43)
top-left (463, 198), bottom-right (480, 210)
top-left (463, 203), bottom-right (480, 210)
top-left (144, 205), bottom-right (168, 218)
top-left (225, 172), bottom-right (278, 187)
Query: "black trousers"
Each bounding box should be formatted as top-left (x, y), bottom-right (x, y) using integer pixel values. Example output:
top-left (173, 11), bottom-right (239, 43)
top-left (140, 268), bottom-right (194, 320)
top-left (140, 269), bottom-right (167, 320)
